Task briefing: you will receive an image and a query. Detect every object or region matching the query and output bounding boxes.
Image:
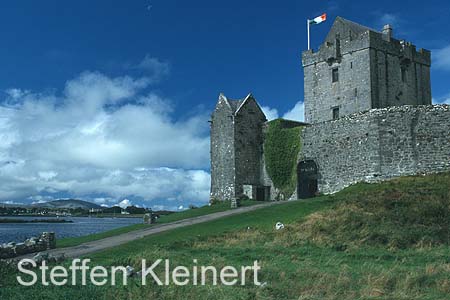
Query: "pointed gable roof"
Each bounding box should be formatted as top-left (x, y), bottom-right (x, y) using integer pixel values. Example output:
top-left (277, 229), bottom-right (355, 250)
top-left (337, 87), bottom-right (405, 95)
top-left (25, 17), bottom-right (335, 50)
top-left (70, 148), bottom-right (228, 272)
top-left (228, 99), bottom-right (245, 113)
top-left (325, 16), bottom-right (376, 43)
top-left (215, 93), bottom-right (267, 120)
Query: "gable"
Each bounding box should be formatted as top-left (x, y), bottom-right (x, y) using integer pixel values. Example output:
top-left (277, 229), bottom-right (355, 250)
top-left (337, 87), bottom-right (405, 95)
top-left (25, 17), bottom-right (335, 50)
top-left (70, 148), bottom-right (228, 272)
top-left (235, 94), bottom-right (267, 121)
top-left (213, 93), bottom-right (233, 115)
top-left (324, 17), bottom-right (374, 44)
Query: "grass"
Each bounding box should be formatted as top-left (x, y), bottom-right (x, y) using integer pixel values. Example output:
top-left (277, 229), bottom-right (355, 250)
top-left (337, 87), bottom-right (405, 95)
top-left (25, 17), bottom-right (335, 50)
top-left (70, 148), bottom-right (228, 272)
top-left (291, 173), bottom-right (450, 250)
top-left (56, 200), bottom-right (260, 248)
top-left (1, 172), bottom-right (449, 299)
top-left (56, 224), bottom-right (149, 248)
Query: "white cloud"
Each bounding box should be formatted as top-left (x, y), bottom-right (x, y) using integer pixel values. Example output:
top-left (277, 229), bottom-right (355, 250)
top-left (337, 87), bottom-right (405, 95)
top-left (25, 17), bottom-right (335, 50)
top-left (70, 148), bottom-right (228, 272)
top-left (5, 88), bottom-right (30, 100)
top-left (133, 55), bottom-right (170, 83)
top-left (379, 13), bottom-right (399, 28)
top-left (282, 101), bottom-right (305, 122)
top-left (1, 200), bottom-right (24, 205)
top-left (433, 95), bottom-right (450, 105)
top-left (0, 70), bottom-right (210, 206)
top-left (261, 106), bottom-right (279, 121)
top-left (373, 12), bottom-right (410, 37)
top-left (116, 199), bottom-right (132, 209)
top-left (260, 101), bottom-right (305, 123)
top-left (433, 45), bottom-right (450, 71)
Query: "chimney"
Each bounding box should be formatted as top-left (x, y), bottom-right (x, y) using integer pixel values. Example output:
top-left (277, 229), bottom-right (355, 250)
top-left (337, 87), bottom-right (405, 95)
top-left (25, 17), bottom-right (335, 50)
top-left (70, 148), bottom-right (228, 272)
top-left (382, 24), bottom-right (393, 41)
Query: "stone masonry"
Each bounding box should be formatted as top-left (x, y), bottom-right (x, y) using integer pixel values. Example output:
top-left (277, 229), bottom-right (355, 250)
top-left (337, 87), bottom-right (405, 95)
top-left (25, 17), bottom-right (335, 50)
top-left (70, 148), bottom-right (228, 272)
top-left (210, 93), bottom-right (267, 202)
top-left (210, 16), bottom-right (449, 202)
top-left (302, 17), bottom-right (431, 124)
top-left (300, 105), bottom-right (450, 194)
top-left (0, 232), bottom-right (56, 259)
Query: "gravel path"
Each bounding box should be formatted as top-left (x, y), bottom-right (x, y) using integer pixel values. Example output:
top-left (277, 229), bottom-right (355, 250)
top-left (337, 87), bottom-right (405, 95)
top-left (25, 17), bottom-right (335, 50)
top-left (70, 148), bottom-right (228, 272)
top-left (12, 201), bottom-right (288, 260)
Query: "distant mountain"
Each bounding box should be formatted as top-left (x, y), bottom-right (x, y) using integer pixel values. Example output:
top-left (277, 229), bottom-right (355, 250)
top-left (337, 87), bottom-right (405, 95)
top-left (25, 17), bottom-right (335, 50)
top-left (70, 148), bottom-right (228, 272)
top-left (32, 199), bottom-right (102, 209)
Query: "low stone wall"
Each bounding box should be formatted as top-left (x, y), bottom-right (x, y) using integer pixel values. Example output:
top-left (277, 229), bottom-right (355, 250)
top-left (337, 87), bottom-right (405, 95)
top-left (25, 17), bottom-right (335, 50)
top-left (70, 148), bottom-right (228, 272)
top-left (0, 232), bottom-right (56, 259)
top-left (300, 105), bottom-right (450, 194)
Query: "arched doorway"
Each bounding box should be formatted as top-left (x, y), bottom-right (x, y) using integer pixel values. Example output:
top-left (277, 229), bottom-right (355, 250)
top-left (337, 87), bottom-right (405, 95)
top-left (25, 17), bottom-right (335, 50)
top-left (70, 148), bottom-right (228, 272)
top-left (297, 160), bottom-right (318, 199)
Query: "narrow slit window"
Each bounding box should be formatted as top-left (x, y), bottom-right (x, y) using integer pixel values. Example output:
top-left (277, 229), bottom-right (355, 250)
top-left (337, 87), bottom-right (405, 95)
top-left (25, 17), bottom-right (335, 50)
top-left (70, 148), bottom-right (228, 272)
top-left (332, 107), bottom-right (340, 120)
top-left (332, 68), bottom-right (339, 82)
top-left (401, 67), bottom-right (406, 83)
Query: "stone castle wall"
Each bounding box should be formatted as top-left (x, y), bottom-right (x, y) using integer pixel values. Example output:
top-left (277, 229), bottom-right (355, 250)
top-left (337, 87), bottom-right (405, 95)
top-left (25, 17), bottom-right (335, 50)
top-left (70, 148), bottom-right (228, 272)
top-left (210, 98), bottom-right (236, 201)
top-left (300, 105), bottom-right (450, 194)
top-left (303, 32), bottom-right (373, 124)
top-left (234, 99), bottom-right (266, 196)
top-left (302, 18), bottom-right (431, 124)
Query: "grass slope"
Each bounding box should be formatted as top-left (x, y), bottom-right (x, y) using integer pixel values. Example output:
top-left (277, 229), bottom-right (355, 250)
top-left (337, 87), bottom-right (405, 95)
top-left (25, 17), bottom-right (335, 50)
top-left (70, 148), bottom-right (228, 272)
top-left (1, 172), bottom-right (450, 300)
top-left (57, 200), bottom-right (260, 248)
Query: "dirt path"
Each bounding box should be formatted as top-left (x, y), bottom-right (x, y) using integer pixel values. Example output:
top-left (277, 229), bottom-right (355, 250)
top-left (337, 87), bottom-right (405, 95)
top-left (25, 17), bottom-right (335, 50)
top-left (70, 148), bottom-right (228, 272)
top-left (12, 201), bottom-right (288, 260)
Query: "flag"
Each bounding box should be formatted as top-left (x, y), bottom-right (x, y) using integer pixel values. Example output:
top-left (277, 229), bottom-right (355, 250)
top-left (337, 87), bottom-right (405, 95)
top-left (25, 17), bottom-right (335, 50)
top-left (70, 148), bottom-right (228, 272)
top-left (309, 13), bottom-right (327, 25)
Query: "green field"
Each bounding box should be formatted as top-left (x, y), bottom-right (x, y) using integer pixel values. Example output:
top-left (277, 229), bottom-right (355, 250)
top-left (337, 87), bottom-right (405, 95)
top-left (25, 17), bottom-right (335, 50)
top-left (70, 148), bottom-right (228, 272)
top-left (56, 200), bottom-right (260, 248)
top-left (1, 172), bottom-right (449, 299)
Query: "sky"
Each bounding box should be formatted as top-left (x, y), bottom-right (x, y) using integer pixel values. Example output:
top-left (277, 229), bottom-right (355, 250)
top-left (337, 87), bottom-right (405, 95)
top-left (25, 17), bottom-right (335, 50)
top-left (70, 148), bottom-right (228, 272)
top-left (0, 0), bottom-right (449, 210)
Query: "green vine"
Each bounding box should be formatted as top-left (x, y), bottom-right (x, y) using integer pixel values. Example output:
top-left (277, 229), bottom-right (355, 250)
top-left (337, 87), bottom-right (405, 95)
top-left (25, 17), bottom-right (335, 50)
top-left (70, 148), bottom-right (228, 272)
top-left (264, 119), bottom-right (303, 199)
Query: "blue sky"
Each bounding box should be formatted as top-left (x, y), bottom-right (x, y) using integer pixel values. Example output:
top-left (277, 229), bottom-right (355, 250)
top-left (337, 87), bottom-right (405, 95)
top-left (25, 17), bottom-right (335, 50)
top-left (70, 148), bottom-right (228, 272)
top-left (0, 0), bottom-right (449, 209)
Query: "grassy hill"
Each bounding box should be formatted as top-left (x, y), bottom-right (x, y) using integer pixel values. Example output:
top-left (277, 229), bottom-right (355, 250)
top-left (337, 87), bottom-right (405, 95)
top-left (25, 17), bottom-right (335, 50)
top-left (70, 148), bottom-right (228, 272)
top-left (1, 172), bottom-right (449, 300)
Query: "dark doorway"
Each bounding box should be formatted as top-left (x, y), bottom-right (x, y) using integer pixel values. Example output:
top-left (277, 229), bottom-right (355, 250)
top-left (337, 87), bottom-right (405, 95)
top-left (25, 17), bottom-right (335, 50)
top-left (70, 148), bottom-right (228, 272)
top-left (256, 186), bottom-right (270, 201)
top-left (256, 187), bottom-right (265, 201)
top-left (297, 160), bottom-right (318, 199)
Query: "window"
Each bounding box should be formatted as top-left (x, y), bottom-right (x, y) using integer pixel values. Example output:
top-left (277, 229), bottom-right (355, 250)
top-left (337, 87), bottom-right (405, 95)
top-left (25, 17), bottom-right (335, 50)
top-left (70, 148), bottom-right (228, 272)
top-left (401, 67), bottom-right (406, 83)
top-left (332, 68), bottom-right (339, 82)
top-left (332, 107), bottom-right (340, 120)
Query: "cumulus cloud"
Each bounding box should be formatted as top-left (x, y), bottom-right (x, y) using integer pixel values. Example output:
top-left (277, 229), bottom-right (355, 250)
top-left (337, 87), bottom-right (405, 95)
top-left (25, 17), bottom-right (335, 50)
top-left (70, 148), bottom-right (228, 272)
top-left (260, 101), bottom-right (305, 122)
top-left (433, 45), bottom-right (450, 71)
top-left (261, 106), bottom-right (279, 121)
top-left (433, 95), bottom-right (450, 105)
top-left (129, 55), bottom-right (170, 83)
top-left (282, 101), bottom-right (305, 122)
top-left (116, 199), bottom-right (132, 209)
top-left (379, 13), bottom-right (399, 28)
top-left (0, 70), bottom-right (210, 208)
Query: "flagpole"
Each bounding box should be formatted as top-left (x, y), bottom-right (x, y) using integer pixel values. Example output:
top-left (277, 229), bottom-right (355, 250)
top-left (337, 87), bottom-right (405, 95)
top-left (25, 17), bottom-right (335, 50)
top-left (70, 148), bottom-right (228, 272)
top-left (307, 19), bottom-right (310, 50)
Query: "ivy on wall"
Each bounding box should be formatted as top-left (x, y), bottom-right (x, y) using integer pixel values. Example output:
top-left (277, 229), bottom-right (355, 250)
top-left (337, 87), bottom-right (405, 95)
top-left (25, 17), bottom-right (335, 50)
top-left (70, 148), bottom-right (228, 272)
top-left (264, 119), bottom-right (303, 199)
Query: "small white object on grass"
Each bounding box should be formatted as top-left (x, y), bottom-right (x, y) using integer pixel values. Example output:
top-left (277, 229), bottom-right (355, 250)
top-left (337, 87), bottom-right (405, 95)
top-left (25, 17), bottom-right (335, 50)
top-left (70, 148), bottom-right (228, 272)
top-left (275, 222), bottom-right (284, 230)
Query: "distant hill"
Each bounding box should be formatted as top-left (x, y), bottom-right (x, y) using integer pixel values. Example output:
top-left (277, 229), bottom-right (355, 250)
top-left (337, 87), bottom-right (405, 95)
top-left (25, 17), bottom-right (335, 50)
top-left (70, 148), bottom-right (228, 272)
top-left (32, 199), bottom-right (101, 210)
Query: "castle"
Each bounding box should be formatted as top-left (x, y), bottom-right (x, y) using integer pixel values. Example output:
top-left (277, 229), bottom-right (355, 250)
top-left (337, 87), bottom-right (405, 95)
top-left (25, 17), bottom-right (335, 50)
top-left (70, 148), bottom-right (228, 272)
top-left (210, 17), bottom-right (450, 204)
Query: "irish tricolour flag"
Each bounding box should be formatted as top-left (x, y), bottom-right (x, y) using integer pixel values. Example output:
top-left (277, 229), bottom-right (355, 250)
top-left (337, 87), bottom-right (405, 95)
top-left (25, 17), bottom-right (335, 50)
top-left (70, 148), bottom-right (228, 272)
top-left (307, 13), bottom-right (327, 50)
top-left (309, 13), bottom-right (327, 25)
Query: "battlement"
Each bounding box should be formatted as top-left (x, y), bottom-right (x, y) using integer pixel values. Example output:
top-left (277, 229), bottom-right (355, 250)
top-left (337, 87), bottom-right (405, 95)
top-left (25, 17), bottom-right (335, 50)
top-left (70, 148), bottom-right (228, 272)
top-left (303, 30), bottom-right (430, 67)
top-left (301, 104), bottom-right (450, 194)
top-left (302, 16), bottom-right (431, 124)
top-left (210, 17), bottom-right (445, 204)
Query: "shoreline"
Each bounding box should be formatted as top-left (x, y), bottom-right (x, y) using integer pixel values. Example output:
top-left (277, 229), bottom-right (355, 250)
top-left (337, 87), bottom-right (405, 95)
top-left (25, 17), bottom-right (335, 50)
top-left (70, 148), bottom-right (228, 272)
top-left (0, 218), bottom-right (74, 224)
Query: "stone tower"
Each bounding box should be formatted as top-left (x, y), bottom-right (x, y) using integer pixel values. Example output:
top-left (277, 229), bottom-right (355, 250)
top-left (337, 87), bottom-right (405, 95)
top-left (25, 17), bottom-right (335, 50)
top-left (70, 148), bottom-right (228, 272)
top-left (302, 17), bottom-right (431, 123)
top-left (210, 93), bottom-right (267, 202)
